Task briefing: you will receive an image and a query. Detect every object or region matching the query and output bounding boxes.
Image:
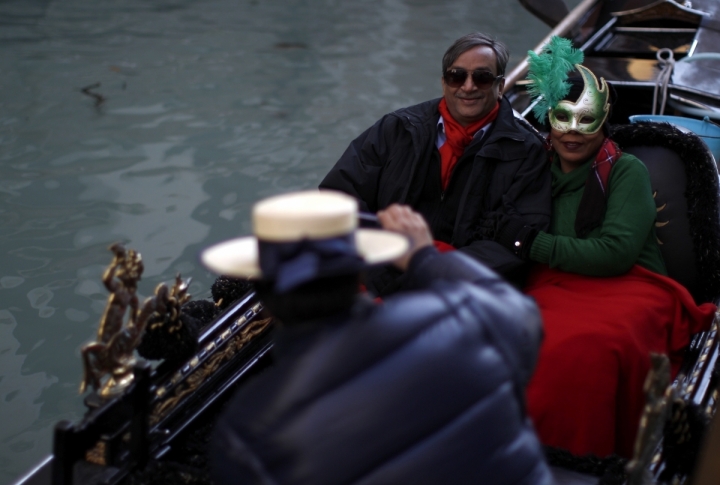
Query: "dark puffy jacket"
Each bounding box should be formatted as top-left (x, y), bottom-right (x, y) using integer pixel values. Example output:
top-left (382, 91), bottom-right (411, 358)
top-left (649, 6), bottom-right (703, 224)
top-left (319, 97), bottom-right (551, 286)
top-left (210, 249), bottom-right (554, 485)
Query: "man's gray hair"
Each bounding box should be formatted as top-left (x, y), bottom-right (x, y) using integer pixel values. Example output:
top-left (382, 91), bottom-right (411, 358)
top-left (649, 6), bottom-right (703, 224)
top-left (442, 32), bottom-right (510, 76)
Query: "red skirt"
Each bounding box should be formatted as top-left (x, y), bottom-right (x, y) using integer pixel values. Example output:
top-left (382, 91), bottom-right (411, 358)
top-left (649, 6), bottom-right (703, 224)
top-left (524, 264), bottom-right (716, 458)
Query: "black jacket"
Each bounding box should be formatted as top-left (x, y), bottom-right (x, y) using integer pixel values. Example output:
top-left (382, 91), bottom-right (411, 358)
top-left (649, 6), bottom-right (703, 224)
top-left (319, 97), bottom-right (551, 289)
top-left (210, 249), bottom-right (553, 485)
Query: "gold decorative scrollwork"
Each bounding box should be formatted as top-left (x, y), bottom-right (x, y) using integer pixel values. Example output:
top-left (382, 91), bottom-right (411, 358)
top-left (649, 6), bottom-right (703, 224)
top-left (85, 440), bottom-right (107, 466)
top-left (626, 353), bottom-right (673, 485)
top-left (149, 315), bottom-right (272, 425)
top-left (653, 191), bottom-right (669, 244)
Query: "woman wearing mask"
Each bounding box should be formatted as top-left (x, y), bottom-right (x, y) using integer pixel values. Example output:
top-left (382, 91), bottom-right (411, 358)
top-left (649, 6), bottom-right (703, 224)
top-left (485, 37), bottom-right (716, 458)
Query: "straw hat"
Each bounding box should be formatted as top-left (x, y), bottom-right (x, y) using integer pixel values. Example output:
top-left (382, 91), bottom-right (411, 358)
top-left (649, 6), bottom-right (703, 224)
top-left (201, 190), bottom-right (409, 283)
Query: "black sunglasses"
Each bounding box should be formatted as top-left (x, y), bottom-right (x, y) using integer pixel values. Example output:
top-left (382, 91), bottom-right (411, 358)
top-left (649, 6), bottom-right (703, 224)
top-left (443, 68), bottom-right (503, 89)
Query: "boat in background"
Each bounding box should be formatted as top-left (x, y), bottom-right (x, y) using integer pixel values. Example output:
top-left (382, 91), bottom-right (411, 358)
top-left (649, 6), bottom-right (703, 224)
top-left (510, 0), bottom-right (720, 114)
top-left (508, 0), bottom-right (720, 160)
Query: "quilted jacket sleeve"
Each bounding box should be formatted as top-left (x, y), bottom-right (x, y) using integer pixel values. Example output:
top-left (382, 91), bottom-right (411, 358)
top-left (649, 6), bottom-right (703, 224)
top-left (210, 420), bottom-right (279, 485)
top-left (404, 248), bottom-right (543, 385)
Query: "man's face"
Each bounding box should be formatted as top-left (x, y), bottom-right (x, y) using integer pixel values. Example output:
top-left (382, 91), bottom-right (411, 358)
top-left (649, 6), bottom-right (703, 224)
top-left (441, 46), bottom-right (504, 127)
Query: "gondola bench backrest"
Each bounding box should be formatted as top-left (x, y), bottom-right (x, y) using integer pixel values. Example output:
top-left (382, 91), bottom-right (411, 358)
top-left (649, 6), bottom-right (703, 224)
top-left (611, 121), bottom-right (720, 304)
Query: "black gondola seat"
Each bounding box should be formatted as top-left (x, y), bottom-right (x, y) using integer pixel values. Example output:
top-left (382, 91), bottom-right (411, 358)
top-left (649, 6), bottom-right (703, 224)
top-left (611, 121), bottom-right (720, 304)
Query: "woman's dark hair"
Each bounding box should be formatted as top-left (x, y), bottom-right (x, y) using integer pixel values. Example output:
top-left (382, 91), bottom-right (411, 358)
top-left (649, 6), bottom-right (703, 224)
top-left (254, 273), bottom-right (360, 324)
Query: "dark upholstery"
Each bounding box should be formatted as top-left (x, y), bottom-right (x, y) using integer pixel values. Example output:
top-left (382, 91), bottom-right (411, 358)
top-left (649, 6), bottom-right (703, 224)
top-left (611, 122), bottom-right (720, 303)
top-left (625, 145), bottom-right (695, 290)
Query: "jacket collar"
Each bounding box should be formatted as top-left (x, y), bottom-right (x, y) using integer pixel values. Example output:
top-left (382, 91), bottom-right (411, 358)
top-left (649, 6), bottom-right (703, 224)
top-left (483, 97), bottom-right (527, 144)
top-left (271, 296), bottom-right (375, 360)
top-left (391, 98), bottom-right (442, 137)
top-left (393, 97), bottom-right (529, 150)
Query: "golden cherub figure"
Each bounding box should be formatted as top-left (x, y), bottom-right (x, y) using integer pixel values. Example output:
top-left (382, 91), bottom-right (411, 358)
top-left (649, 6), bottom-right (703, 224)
top-left (79, 243), bottom-right (190, 398)
top-left (626, 353), bottom-right (674, 485)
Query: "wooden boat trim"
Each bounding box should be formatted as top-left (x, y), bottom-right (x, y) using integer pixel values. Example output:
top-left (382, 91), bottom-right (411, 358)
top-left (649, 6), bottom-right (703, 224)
top-left (614, 26), bottom-right (698, 32)
top-left (10, 455), bottom-right (52, 485)
top-left (611, 0), bottom-right (708, 27)
top-left (504, 0), bottom-right (602, 89)
top-left (577, 16), bottom-right (617, 51)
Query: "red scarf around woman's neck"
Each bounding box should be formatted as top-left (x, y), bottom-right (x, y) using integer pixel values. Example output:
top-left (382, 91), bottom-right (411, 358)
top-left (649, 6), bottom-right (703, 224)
top-left (437, 98), bottom-right (499, 190)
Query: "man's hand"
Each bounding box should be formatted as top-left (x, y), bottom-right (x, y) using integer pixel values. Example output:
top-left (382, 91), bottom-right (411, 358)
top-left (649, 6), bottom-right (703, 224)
top-left (377, 204), bottom-right (433, 271)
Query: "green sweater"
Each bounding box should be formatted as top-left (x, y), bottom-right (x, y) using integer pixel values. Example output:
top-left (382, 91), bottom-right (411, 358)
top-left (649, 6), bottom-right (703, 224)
top-left (529, 152), bottom-right (667, 276)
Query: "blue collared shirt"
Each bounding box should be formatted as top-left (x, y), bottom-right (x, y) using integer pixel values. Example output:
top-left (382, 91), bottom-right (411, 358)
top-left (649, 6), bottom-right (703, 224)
top-left (436, 115), bottom-right (494, 150)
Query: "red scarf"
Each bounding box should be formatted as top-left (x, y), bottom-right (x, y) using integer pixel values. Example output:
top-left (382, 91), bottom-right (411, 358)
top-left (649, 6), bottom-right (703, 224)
top-left (437, 99), bottom-right (499, 190)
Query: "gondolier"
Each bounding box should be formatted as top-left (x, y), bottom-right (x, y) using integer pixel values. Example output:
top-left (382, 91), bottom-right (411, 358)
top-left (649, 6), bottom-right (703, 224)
top-left (202, 190), bottom-right (553, 485)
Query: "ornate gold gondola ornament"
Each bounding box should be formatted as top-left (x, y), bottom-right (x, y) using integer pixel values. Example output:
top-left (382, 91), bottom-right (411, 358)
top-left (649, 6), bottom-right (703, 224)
top-left (79, 243), bottom-right (191, 399)
top-left (626, 353), bottom-right (673, 485)
top-left (626, 313), bottom-right (720, 484)
top-left (653, 190), bottom-right (669, 244)
top-left (45, 242), bottom-right (272, 485)
top-left (149, 311), bottom-right (271, 425)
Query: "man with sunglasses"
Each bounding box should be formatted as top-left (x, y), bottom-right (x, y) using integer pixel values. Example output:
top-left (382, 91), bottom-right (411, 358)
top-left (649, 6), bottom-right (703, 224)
top-left (320, 32), bottom-right (550, 294)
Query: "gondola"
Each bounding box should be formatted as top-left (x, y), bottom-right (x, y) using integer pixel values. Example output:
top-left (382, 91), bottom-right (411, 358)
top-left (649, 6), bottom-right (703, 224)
top-left (10, 1), bottom-right (720, 484)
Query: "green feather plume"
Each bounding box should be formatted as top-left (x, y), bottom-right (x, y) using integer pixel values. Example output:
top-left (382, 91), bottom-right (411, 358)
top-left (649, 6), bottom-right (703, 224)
top-left (526, 36), bottom-right (584, 123)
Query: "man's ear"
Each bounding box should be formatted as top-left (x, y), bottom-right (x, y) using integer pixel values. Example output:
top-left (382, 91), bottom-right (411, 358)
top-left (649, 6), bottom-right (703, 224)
top-left (498, 78), bottom-right (506, 99)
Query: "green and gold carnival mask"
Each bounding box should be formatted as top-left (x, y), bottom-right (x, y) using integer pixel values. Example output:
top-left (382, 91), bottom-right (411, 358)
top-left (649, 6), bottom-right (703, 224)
top-left (548, 64), bottom-right (610, 135)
